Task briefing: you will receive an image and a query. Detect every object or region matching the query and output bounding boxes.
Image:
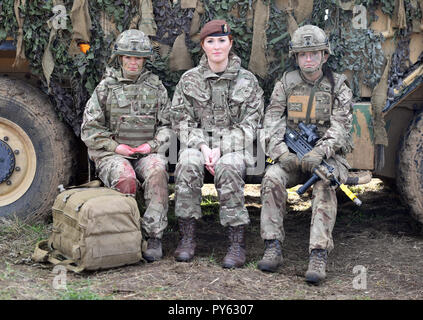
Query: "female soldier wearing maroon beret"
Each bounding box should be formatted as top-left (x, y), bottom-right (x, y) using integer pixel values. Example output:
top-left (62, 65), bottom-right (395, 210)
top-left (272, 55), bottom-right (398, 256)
top-left (170, 20), bottom-right (264, 268)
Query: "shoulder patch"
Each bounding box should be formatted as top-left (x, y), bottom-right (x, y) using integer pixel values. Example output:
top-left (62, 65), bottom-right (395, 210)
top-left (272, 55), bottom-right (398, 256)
top-left (333, 72), bottom-right (350, 90)
top-left (337, 82), bottom-right (353, 102)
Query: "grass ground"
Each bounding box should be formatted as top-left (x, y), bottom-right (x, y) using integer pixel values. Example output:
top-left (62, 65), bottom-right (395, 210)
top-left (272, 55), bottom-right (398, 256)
top-left (0, 179), bottom-right (422, 301)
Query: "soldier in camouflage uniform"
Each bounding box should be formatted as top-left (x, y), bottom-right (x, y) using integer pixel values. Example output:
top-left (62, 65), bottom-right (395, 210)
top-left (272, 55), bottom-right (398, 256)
top-left (258, 25), bottom-right (353, 284)
top-left (81, 30), bottom-right (172, 263)
top-left (170, 20), bottom-right (264, 268)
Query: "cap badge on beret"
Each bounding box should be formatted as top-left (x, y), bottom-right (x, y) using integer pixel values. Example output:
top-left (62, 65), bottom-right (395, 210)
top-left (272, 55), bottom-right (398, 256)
top-left (200, 20), bottom-right (231, 41)
top-left (222, 24), bottom-right (228, 33)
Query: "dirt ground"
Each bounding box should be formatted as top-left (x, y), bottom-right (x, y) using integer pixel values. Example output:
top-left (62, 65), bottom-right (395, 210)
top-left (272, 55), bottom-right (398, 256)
top-left (1, 179), bottom-right (423, 301)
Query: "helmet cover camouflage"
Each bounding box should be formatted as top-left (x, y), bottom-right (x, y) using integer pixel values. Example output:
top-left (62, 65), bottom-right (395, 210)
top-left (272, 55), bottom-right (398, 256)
top-left (110, 29), bottom-right (153, 62)
top-left (289, 25), bottom-right (332, 57)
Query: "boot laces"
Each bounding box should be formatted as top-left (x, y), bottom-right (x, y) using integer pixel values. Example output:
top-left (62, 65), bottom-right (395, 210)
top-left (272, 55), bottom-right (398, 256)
top-left (179, 235), bottom-right (193, 248)
top-left (227, 226), bottom-right (245, 256)
top-left (228, 243), bottom-right (243, 256)
top-left (310, 249), bottom-right (327, 271)
top-left (178, 219), bottom-right (195, 248)
top-left (263, 240), bottom-right (281, 260)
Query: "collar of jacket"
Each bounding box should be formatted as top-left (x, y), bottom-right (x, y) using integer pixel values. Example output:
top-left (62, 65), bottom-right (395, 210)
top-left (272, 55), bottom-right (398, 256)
top-left (105, 66), bottom-right (152, 84)
top-left (199, 52), bottom-right (241, 81)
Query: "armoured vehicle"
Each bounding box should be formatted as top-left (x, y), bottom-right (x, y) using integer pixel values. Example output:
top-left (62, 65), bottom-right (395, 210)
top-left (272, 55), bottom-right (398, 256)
top-left (0, 0), bottom-right (422, 224)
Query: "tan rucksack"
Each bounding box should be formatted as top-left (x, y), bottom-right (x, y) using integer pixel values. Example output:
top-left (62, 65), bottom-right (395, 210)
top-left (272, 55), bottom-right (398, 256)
top-left (33, 186), bottom-right (142, 272)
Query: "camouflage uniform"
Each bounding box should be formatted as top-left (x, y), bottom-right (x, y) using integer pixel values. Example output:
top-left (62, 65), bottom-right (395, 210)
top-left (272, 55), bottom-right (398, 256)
top-left (81, 30), bottom-right (172, 240)
top-left (171, 52), bottom-right (264, 226)
top-left (261, 29), bottom-right (353, 254)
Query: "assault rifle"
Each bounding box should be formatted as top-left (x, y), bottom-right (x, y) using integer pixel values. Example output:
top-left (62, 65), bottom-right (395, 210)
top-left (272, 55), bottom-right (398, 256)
top-left (285, 122), bottom-right (362, 206)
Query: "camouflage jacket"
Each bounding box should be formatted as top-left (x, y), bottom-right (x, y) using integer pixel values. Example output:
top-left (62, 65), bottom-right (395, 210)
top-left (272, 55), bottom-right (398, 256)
top-left (81, 67), bottom-right (171, 155)
top-left (170, 53), bottom-right (264, 155)
top-left (264, 69), bottom-right (353, 162)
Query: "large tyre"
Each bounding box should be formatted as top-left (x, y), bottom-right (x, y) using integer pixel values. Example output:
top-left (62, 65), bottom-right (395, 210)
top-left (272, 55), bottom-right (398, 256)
top-left (0, 77), bottom-right (75, 222)
top-left (397, 109), bottom-right (423, 224)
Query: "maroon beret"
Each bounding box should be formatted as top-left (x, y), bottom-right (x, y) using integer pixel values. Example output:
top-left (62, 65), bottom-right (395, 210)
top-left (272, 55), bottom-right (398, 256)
top-left (200, 20), bottom-right (231, 41)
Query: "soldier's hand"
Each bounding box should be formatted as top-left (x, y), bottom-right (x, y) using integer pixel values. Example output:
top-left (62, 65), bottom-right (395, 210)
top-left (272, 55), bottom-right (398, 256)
top-left (205, 164), bottom-right (215, 176)
top-left (133, 143), bottom-right (152, 155)
top-left (206, 148), bottom-right (221, 176)
top-left (277, 151), bottom-right (299, 172)
top-left (209, 148), bottom-right (221, 166)
top-left (301, 148), bottom-right (324, 173)
top-left (200, 144), bottom-right (219, 176)
top-left (115, 144), bottom-right (135, 157)
top-left (200, 144), bottom-right (212, 162)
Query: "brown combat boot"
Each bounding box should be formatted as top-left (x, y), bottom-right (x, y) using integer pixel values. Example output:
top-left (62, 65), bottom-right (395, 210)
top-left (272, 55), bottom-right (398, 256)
top-left (257, 239), bottom-right (283, 273)
top-left (142, 237), bottom-right (163, 262)
top-left (222, 225), bottom-right (247, 269)
top-left (305, 249), bottom-right (328, 284)
top-left (174, 217), bottom-right (196, 262)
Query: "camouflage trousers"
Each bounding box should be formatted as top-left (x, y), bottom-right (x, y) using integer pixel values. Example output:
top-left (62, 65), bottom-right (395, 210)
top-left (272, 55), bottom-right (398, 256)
top-left (174, 148), bottom-right (250, 227)
top-left (260, 158), bottom-right (347, 253)
top-left (94, 152), bottom-right (169, 239)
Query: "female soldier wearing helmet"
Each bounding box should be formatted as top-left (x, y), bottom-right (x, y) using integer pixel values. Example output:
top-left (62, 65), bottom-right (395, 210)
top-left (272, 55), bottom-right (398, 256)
top-left (81, 29), bottom-right (172, 263)
top-left (259, 25), bottom-right (353, 285)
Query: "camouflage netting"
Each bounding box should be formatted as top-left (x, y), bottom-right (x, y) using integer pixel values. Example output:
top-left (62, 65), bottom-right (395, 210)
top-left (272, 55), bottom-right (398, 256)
top-left (0, 0), bottom-right (421, 138)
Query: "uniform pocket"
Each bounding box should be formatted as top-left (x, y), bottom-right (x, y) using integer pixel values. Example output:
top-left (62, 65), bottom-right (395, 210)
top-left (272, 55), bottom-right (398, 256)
top-left (116, 115), bottom-right (156, 146)
top-left (315, 92), bottom-right (332, 122)
top-left (113, 87), bottom-right (131, 108)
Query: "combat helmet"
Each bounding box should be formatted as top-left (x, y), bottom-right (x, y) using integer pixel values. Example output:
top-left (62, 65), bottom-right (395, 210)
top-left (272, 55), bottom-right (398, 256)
top-left (110, 29), bottom-right (153, 62)
top-left (289, 25), bottom-right (332, 57)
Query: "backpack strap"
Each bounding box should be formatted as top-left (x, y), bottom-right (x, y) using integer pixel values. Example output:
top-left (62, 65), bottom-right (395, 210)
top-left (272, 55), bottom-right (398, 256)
top-left (32, 240), bottom-right (84, 273)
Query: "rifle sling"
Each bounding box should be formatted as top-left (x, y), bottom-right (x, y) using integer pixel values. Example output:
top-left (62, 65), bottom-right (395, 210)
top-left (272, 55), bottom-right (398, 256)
top-left (305, 77), bottom-right (323, 124)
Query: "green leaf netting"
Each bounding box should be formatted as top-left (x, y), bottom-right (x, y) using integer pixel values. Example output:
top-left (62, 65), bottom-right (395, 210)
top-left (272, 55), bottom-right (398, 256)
top-left (0, 0), bottom-right (420, 135)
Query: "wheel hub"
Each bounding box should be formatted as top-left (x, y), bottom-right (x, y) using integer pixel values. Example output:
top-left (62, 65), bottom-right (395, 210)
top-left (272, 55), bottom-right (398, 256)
top-left (0, 117), bottom-right (37, 206)
top-left (0, 139), bottom-right (16, 184)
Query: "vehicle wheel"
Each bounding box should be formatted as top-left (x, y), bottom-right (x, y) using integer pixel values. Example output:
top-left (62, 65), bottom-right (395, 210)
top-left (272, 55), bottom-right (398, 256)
top-left (0, 77), bottom-right (75, 222)
top-left (397, 109), bottom-right (423, 225)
